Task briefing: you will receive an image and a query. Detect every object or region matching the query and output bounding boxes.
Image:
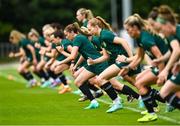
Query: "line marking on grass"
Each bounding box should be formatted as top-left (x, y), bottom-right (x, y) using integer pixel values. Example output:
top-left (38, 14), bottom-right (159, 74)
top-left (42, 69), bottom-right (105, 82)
top-left (0, 70), bottom-right (179, 124)
top-left (96, 98), bottom-right (180, 124)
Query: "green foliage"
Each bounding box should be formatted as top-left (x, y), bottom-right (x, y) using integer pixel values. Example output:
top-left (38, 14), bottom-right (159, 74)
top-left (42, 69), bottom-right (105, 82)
top-left (133, 0), bottom-right (180, 19)
top-left (0, 0), bottom-right (180, 42)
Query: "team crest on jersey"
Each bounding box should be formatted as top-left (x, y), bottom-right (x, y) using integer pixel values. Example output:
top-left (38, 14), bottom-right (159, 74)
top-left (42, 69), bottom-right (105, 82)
top-left (154, 67), bottom-right (159, 72)
top-left (171, 75), bottom-right (176, 80)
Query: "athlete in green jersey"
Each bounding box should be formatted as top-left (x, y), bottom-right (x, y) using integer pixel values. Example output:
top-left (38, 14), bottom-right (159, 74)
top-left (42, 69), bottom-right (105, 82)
top-left (58, 24), bottom-right (122, 112)
top-left (9, 30), bottom-right (37, 87)
top-left (124, 14), bottom-right (170, 122)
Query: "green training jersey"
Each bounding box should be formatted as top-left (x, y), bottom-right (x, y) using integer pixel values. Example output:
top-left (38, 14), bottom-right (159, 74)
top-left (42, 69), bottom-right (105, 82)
top-left (56, 39), bottom-right (72, 61)
top-left (19, 38), bottom-right (33, 59)
top-left (99, 29), bottom-right (128, 64)
top-left (73, 34), bottom-right (101, 60)
top-left (175, 24), bottom-right (180, 41)
top-left (136, 30), bottom-right (169, 59)
top-left (82, 20), bottom-right (88, 27)
top-left (91, 36), bottom-right (102, 51)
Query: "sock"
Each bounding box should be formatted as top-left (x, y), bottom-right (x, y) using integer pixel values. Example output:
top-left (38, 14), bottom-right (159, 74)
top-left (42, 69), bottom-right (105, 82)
top-left (79, 82), bottom-right (95, 101)
top-left (20, 72), bottom-right (31, 81)
top-left (148, 89), bottom-right (159, 107)
top-left (88, 83), bottom-right (99, 91)
top-left (34, 71), bottom-right (42, 78)
top-left (39, 69), bottom-right (49, 80)
top-left (100, 82), bottom-right (117, 101)
top-left (117, 85), bottom-right (139, 99)
top-left (141, 90), bottom-right (155, 113)
top-left (165, 93), bottom-right (180, 109)
top-left (153, 91), bottom-right (166, 103)
top-left (59, 74), bottom-right (67, 85)
top-left (47, 70), bottom-right (57, 79)
top-left (26, 72), bottom-right (34, 80)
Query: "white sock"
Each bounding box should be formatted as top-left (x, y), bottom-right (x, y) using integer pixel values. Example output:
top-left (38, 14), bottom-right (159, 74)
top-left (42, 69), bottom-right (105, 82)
top-left (64, 85), bottom-right (69, 88)
top-left (113, 97), bottom-right (120, 104)
top-left (91, 99), bottom-right (97, 104)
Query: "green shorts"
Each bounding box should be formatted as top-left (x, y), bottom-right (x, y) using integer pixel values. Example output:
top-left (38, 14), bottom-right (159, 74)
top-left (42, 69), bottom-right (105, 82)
top-left (128, 65), bottom-right (142, 76)
top-left (26, 56), bottom-right (33, 62)
top-left (84, 61), bottom-right (109, 75)
top-left (79, 61), bottom-right (87, 68)
top-left (115, 61), bottom-right (142, 76)
top-left (151, 67), bottom-right (159, 76)
top-left (36, 54), bottom-right (41, 62)
top-left (114, 61), bottom-right (129, 69)
top-left (170, 72), bottom-right (180, 85)
top-left (56, 55), bottom-right (66, 61)
top-left (151, 67), bottom-right (172, 79)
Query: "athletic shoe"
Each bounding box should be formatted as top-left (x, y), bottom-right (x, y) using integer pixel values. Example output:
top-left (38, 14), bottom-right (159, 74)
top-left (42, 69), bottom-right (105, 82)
top-left (50, 79), bottom-right (62, 88)
top-left (72, 89), bottom-right (82, 95)
top-left (106, 102), bottom-right (123, 113)
top-left (78, 95), bottom-right (88, 102)
top-left (41, 80), bottom-right (52, 88)
top-left (137, 113), bottom-right (157, 122)
top-left (58, 86), bottom-right (72, 94)
top-left (165, 104), bottom-right (175, 112)
top-left (84, 100), bottom-right (99, 109)
top-left (27, 79), bottom-right (37, 88)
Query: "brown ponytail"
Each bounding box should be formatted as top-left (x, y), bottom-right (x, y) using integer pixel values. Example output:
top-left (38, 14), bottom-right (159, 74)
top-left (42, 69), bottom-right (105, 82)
top-left (65, 22), bottom-right (91, 36)
top-left (96, 16), bottom-right (112, 31)
top-left (73, 22), bottom-right (91, 36)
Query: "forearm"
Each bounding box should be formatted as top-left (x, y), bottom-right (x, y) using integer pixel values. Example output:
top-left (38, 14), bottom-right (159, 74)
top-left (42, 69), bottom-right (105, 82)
top-left (125, 55), bottom-right (136, 63)
top-left (61, 51), bottom-right (71, 57)
top-left (129, 56), bottom-right (142, 69)
top-left (155, 50), bottom-right (171, 63)
top-left (121, 41), bottom-right (133, 57)
top-left (30, 49), bottom-right (37, 60)
top-left (14, 52), bottom-right (23, 57)
top-left (164, 50), bottom-right (180, 72)
top-left (45, 52), bottom-right (54, 58)
top-left (59, 56), bottom-right (74, 65)
top-left (93, 55), bottom-right (109, 64)
top-left (114, 37), bottom-right (133, 57)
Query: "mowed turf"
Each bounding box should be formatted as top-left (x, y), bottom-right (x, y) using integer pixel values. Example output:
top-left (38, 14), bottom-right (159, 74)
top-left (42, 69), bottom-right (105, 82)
top-left (0, 68), bottom-right (180, 125)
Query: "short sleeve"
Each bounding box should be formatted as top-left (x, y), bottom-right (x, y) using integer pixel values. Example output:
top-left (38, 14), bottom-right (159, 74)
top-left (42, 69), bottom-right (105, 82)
top-left (73, 36), bottom-right (83, 47)
top-left (141, 33), bottom-right (156, 50)
top-left (101, 30), bottom-right (115, 44)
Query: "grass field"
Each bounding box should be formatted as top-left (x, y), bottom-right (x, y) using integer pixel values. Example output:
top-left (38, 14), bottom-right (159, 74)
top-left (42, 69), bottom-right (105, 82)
top-left (0, 63), bottom-right (180, 125)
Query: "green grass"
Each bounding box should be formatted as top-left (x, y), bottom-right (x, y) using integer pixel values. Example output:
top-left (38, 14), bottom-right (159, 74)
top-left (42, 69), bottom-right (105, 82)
top-left (0, 68), bottom-right (180, 125)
